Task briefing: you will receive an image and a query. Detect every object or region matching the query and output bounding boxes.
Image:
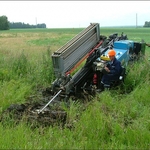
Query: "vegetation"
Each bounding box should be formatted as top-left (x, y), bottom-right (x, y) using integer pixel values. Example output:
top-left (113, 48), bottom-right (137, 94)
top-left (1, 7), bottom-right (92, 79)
top-left (0, 15), bottom-right (46, 30)
top-left (0, 27), bottom-right (150, 149)
top-left (9, 22), bottom-right (46, 29)
top-left (0, 15), bottom-right (9, 30)
top-left (143, 21), bottom-right (150, 27)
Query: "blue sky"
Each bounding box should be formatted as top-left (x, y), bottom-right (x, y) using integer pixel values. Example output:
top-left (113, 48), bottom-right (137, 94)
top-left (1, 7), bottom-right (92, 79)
top-left (0, 1), bottom-right (150, 28)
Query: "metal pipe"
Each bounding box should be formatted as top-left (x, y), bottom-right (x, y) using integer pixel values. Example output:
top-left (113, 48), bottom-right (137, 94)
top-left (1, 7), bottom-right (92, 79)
top-left (38, 90), bottom-right (62, 114)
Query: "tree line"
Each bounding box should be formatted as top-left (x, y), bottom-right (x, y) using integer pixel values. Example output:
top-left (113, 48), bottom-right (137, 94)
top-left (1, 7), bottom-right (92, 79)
top-left (0, 15), bottom-right (46, 30)
top-left (1, 15), bottom-right (150, 29)
top-left (143, 21), bottom-right (150, 27)
top-left (9, 22), bottom-right (46, 29)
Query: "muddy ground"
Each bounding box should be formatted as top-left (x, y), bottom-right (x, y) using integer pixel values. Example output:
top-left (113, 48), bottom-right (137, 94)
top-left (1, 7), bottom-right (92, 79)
top-left (0, 87), bottom-right (71, 128)
top-left (0, 81), bottom-right (132, 128)
top-left (0, 85), bottom-right (93, 129)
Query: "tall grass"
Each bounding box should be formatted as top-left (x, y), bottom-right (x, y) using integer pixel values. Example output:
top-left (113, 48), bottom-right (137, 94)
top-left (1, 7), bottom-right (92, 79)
top-left (0, 28), bottom-right (150, 149)
top-left (1, 61), bottom-right (149, 149)
top-left (0, 48), bottom-right (55, 112)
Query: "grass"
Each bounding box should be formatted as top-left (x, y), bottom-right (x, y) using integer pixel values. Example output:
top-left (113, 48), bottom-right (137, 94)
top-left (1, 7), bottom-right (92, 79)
top-left (0, 27), bottom-right (150, 149)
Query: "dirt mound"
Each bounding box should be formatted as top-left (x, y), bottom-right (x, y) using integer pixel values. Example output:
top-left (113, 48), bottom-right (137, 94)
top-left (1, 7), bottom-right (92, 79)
top-left (0, 85), bottom-right (97, 128)
top-left (0, 88), bottom-right (68, 127)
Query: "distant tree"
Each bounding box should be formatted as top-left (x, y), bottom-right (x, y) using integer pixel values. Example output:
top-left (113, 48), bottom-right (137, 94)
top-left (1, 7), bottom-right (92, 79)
top-left (37, 23), bottom-right (46, 28)
top-left (9, 22), bottom-right (46, 29)
top-left (143, 21), bottom-right (150, 27)
top-left (0, 15), bottom-right (9, 30)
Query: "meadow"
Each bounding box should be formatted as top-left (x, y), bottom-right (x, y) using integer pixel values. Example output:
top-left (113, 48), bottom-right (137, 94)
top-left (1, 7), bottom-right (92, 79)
top-left (0, 26), bottom-right (150, 149)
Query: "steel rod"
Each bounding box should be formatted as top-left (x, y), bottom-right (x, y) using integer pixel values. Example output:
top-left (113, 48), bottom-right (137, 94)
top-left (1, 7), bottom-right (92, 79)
top-left (38, 90), bottom-right (62, 114)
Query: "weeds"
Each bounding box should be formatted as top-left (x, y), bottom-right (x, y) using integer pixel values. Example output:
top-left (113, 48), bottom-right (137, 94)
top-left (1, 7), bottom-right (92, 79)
top-left (0, 28), bottom-right (150, 149)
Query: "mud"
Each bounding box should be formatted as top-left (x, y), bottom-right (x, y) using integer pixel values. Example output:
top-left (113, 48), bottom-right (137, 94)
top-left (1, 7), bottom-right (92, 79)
top-left (0, 83), bottom-right (132, 128)
top-left (0, 87), bottom-right (69, 127)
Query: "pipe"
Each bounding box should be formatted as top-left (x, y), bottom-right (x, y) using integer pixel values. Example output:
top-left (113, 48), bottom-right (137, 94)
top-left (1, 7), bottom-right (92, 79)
top-left (38, 90), bottom-right (62, 114)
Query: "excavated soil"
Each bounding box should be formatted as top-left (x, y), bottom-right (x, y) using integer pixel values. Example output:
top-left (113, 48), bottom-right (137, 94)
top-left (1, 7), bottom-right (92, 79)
top-left (0, 87), bottom-right (69, 127)
top-left (0, 82), bottom-right (133, 128)
top-left (0, 86), bottom-right (92, 128)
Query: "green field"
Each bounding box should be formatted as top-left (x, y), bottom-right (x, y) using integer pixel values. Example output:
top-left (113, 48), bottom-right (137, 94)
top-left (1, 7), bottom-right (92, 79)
top-left (0, 27), bottom-right (150, 149)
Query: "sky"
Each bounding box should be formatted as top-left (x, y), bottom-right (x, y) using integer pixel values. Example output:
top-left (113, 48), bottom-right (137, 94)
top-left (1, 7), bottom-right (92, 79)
top-left (0, 1), bottom-right (150, 28)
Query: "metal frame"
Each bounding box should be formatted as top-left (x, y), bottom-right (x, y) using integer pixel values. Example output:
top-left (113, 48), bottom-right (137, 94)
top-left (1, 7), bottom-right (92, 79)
top-left (52, 23), bottom-right (100, 78)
